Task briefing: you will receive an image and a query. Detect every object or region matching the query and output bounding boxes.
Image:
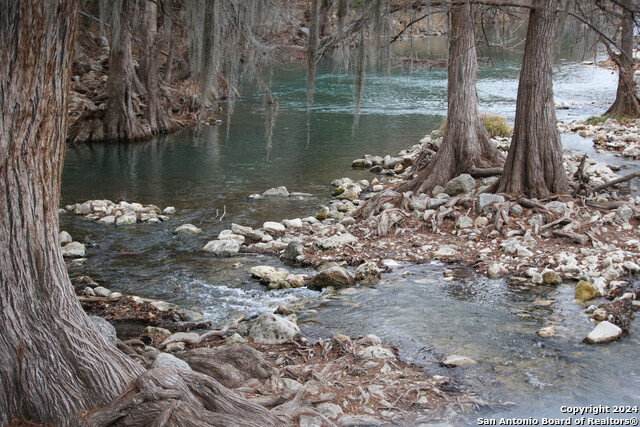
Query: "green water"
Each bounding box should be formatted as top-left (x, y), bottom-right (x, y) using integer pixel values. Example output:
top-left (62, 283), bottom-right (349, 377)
top-left (60, 35), bottom-right (640, 423)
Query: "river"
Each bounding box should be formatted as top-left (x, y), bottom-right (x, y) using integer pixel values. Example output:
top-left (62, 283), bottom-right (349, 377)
top-left (60, 34), bottom-right (640, 424)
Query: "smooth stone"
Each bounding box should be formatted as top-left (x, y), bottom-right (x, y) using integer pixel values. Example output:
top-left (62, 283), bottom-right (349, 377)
top-left (89, 315), bottom-right (117, 345)
top-left (249, 313), bottom-right (301, 344)
top-left (174, 224), bottom-right (202, 234)
top-left (59, 231), bottom-right (72, 245)
top-left (98, 215), bottom-right (116, 224)
top-left (442, 355), bottom-right (477, 367)
top-left (314, 233), bottom-right (357, 250)
top-left (163, 206), bottom-right (176, 215)
top-left (93, 286), bottom-right (111, 298)
top-left (584, 321), bottom-right (623, 344)
top-left (151, 353), bottom-right (191, 370)
top-left (263, 221), bottom-right (286, 233)
top-left (488, 263), bottom-right (509, 279)
top-left (445, 174), bottom-right (475, 196)
top-left (116, 213), bottom-right (137, 225)
top-left (536, 326), bottom-right (557, 338)
top-left (283, 218), bottom-right (303, 228)
top-left (203, 240), bottom-right (240, 257)
top-left (355, 262), bottom-right (382, 285)
top-left (617, 205), bottom-right (633, 223)
top-left (477, 193), bottom-right (505, 212)
top-left (217, 230), bottom-right (245, 244)
top-left (61, 241), bottom-right (86, 257)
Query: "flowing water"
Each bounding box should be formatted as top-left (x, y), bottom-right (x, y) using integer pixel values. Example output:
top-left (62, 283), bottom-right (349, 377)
top-left (60, 35), bottom-right (640, 423)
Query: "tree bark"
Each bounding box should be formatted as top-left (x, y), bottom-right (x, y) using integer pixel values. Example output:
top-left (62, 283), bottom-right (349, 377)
top-left (396, 2), bottom-right (503, 196)
top-left (0, 1), bottom-right (145, 424)
top-left (104, 0), bottom-right (151, 141)
top-left (604, 0), bottom-right (640, 118)
top-left (142, 0), bottom-right (172, 134)
top-left (497, 0), bottom-right (568, 198)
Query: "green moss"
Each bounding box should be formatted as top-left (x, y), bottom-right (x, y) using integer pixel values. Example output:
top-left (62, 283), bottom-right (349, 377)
top-left (586, 115), bottom-right (633, 125)
top-left (432, 113), bottom-right (513, 138)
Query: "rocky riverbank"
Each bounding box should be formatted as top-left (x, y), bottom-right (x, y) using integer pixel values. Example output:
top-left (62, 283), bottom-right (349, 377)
top-left (558, 117), bottom-right (640, 159)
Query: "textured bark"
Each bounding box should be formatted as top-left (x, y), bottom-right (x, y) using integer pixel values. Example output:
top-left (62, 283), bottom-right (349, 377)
top-left (604, 0), bottom-right (640, 118)
top-left (0, 1), bottom-right (144, 424)
top-left (497, 0), bottom-right (569, 198)
top-left (141, 0), bottom-right (172, 133)
top-left (85, 368), bottom-right (285, 427)
top-left (397, 2), bottom-right (503, 196)
top-left (104, 0), bottom-right (151, 141)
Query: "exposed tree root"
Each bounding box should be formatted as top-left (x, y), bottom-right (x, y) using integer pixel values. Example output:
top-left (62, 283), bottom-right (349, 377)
top-left (83, 367), bottom-right (285, 426)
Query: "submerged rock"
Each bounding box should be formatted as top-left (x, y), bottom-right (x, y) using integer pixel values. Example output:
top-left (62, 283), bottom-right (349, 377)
top-left (262, 186), bottom-right (289, 197)
top-left (173, 224), bottom-right (202, 234)
top-left (442, 355), bottom-right (477, 367)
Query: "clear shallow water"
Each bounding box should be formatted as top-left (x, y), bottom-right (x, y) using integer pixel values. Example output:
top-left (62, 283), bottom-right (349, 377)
top-left (60, 36), bottom-right (640, 422)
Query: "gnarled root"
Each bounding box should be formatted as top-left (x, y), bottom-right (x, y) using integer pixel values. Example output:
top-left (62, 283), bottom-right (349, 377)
top-left (83, 367), bottom-right (285, 426)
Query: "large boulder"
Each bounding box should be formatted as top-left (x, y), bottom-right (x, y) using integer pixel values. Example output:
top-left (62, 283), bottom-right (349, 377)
top-left (249, 313), bottom-right (301, 344)
top-left (307, 266), bottom-right (354, 290)
top-left (203, 240), bottom-right (240, 257)
top-left (444, 174), bottom-right (475, 196)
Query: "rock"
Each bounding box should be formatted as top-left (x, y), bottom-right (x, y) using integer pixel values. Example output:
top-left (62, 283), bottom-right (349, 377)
top-left (546, 201), bottom-right (568, 215)
top-left (231, 223), bottom-right (270, 242)
top-left (225, 333), bottom-right (248, 346)
top-left (510, 204), bottom-right (524, 217)
top-left (537, 326), bottom-right (557, 338)
top-left (161, 332), bottom-right (200, 347)
top-left (98, 215), bottom-right (116, 224)
top-left (442, 355), bottom-right (477, 367)
top-left (574, 280), bottom-right (597, 301)
top-left (250, 266), bottom-right (277, 279)
top-left (89, 316), bottom-right (117, 345)
top-left (165, 342), bottom-right (186, 352)
top-left (173, 224), bottom-right (202, 234)
top-left (339, 216), bottom-right (356, 226)
top-left (249, 313), bottom-right (301, 344)
top-left (337, 415), bottom-right (384, 426)
top-left (151, 353), bottom-right (192, 370)
top-left (314, 233), bottom-right (357, 250)
top-left (617, 205), bottom-right (634, 223)
top-left (477, 194), bottom-right (505, 212)
top-left (144, 326), bottom-right (171, 336)
top-left (299, 416), bottom-right (323, 427)
top-left (59, 231), bottom-right (72, 245)
top-left (307, 266), bottom-right (354, 290)
top-left (203, 240), bottom-right (240, 257)
top-left (180, 309), bottom-right (203, 322)
top-left (488, 263), bottom-right (508, 279)
top-left (434, 245), bottom-right (458, 257)
top-left (283, 218), bottom-right (303, 228)
top-left (162, 206), bottom-right (176, 215)
top-left (444, 174), bottom-right (475, 196)
top-left (623, 261), bottom-right (640, 273)
top-left (584, 321), bottom-right (623, 344)
top-left (93, 286), bottom-right (111, 297)
top-left (116, 213), bottom-right (137, 225)
top-left (357, 345), bottom-right (395, 359)
top-left (151, 301), bottom-right (178, 312)
top-left (74, 202), bottom-right (92, 215)
top-left (426, 197), bottom-right (448, 209)
top-left (278, 378), bottom-right (303, 392)
top-left (456, 216), bottom-right (474, 229)
top-left (282, 241), bottom-right (304, 261)
top-left (528, 214), bottom-right (545, 227)
top-left (474, 217), bottom-right (489, 227)
top-left (217, 230), bottom-right (245, 244)
top-left (61, 241), bottom-right (86, 257)
top-left (315, 403), bottom-right (344, 419)
top-left (542, 270), bottom-right (562, 285)
top-left (263, 221), bottom-right (286, 233)
top-left (109, 292), bottom-right (123, 298)
top-left (262, 186), bottom-right (289, 197)
top-left (355, 262), bottom-right (382, 285)
top-left (431, 185), bottom-right (446, 196)
top-left (352, 158), bottom-right (372, 168)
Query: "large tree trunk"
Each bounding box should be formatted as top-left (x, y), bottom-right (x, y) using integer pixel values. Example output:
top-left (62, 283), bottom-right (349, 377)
top-left (104, 0), bottom-right (151, 141)
top-left (0, 1), bottom-right (145, 424)
top-left (605, 0), bottom-right (640, 118)
top-left (397, 2), bottom-right (503, 196)
top-left (142, 0), bottom-right (172, 134)
top-left (497, 0), bottom-right (568, 198)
